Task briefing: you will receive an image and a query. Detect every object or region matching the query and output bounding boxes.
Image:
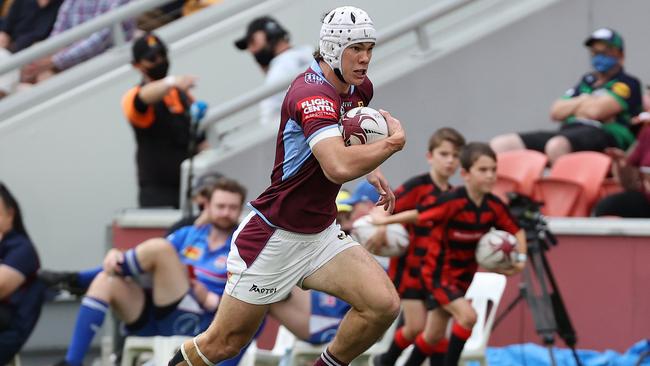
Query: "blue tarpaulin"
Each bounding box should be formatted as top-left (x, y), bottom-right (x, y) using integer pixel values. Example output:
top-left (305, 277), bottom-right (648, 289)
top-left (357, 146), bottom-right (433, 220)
top-left (476, 340), bottom-right (650, 366)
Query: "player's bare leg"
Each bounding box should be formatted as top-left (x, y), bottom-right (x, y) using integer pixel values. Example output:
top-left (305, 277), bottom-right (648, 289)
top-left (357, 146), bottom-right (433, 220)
top-left (401, 299), bottom-right (427, 339)
top-left (302, 246), bottom-right (400, 364)
top-left (170, 294), bottom-right (268, 366)
top-left (441, 298), bottom-right (476, 366)
top-left (403, 307), bottom-right (450, 366)
top-left (269, 287), bottom-right (312, 340)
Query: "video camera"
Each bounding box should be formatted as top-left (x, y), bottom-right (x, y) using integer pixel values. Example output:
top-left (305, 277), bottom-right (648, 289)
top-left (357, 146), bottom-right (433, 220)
top-left (507, 192), bottom-right (557, 250)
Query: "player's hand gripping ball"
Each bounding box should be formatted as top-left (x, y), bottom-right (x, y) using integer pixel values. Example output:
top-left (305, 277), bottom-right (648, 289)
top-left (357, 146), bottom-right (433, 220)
top-left (475, 229), bottom-right (519, 270)
top-left (340, 107), bottom-right (389, 146)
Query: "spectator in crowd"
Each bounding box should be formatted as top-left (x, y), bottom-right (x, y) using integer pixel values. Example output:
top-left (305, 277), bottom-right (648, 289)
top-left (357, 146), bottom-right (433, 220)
top-left (0, 0), bottom-right (63, 53)
top-left (182, 0), bottom-right (221, 16)
top-left (0, 183), bottom-right (46, 365)
top-left (234, 16), bottom-right (313, 125)
top-left (122, 33), bottom-right (202, 209)
top-left (490, 28), bottom-right (642, 164)
top-left (339, 180), bottom-right (381, 233)
top-left (52, 178), bottom-right (248, 366)
top-left (0, 0), bottom-right (14, 29)
top-left (22, 0), bottom-right (135, 83)
top-left (335, 189), bottom-right (353, 231)
top-left (337, 181), bottom-right (391, 268)
top-left (168, 170), bottom-right (223, 234)
top-left (594, 120), bottom-right (650, 217)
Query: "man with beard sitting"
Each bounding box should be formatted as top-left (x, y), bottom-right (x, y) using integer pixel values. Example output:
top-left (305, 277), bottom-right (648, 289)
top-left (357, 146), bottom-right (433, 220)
top-left (53, 177), bottom-right (247, 366)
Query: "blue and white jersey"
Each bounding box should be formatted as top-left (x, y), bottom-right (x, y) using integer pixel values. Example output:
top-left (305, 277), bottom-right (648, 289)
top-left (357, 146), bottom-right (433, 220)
top-left (166, 225), bottom-right (231, 295)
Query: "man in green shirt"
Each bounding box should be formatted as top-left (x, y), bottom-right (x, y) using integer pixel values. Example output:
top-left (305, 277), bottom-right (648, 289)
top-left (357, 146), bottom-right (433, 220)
top-left (491, 28), bottom-right (642, 164)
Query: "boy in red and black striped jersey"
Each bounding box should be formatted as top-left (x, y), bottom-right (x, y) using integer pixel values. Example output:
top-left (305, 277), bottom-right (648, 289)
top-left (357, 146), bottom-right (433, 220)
top-left (373, 143), bottom-right (527, 366)
top-left (371, 128), bottom-right (465, 366)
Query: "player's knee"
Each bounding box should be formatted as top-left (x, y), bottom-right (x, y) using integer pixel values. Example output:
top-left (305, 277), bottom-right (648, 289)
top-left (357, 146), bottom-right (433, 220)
top-left (371, 288), bottom-right (400, 323)
top-left (423, 327), bottom-right (446, 344)
top-left (457, 310), bottom-right (477, 329)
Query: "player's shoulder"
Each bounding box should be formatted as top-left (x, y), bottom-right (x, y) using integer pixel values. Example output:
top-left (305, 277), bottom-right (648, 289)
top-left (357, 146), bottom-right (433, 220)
top-left (435, 186), bottom-right (466, 205)
top-left (485, 193), bottom-right (510, 211)
top-left (355, 77), bottom-right (374, 101)
top-left (615, 69), bottom-right (641, 86)
top-left (288, 73), bottom-right (339, 108)
top-left (400, 173), bottom-right (432, 191)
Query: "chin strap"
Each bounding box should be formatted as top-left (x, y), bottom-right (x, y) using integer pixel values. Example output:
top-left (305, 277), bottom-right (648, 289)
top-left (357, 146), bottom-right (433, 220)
top-left (333, 68), bottom-right (348, 84)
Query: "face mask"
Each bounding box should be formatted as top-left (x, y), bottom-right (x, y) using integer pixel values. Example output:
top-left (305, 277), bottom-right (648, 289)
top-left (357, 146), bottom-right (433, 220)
top-left (591, 54), bottom-right (617, 73)
top-left (145, 59), bottom-right (169, 80)
top-left (254, 45), bottom-right (275, 67)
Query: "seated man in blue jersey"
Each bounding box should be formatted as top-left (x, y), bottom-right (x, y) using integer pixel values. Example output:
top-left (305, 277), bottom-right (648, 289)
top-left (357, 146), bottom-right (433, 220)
top-left (53, 177), bottom-right (247, 366)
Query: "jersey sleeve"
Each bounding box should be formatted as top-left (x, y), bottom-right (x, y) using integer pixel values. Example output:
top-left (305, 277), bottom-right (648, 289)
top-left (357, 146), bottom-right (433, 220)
top-left (394, 178), bottom-right (423, 213)
top-left (606, 77), bottom-right (642, 116)
top-left (489, 197), bottom-right (520, 235)
top-left (416, 199), bottom-right (451, 226)
top-left (289, 84), bottom-right (342, 150)
top-left (122, 86), bottom-right (155, 129)
top-left (562, 75), bottom-right (588, 99)
top-left (166, 226), bottom-right (192, 252)
top-left (2, 238), bottom-right (39, 277)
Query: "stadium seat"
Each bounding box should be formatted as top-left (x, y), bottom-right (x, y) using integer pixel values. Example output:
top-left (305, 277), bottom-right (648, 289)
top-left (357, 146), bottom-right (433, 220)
top-left (121, 335), bottom-right (190, 366)
top-left (289, 317), bottom-right (399, 366)
top-left (459, 272), bottom-right (507, 366)
top-left (493, 150), bottom-right (548, 202)
top-left (533, 152), bottom-right (611, 216)
top-left (599, 177), bottom-right (624, 200)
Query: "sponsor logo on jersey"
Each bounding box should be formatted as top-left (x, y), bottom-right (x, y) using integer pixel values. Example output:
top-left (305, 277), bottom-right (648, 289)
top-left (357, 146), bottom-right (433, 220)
top-left (213, 256), bottom-right (227, 270)
top-left (612, 82), bottom-right (631, 99)
top-left (449, 230), bottom-right (483, 241)
top-left (183, 246), bottom-right (203, 260)
top-left (249, 284), bottom-right (278, 295)
top-left (304, 73), bottom-right (325, 85)
top-left (298, 96), bottom-right (337, 123)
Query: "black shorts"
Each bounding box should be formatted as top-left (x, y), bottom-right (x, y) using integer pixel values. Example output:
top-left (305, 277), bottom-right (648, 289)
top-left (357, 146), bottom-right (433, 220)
top-left (519, 123), bottom-right (615, 153)
top-left (593, 190), bottom-right (650, 217)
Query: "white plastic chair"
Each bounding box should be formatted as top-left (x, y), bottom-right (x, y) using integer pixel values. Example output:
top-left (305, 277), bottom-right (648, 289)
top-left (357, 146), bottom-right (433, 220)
top-left (289, 316), bottom-right (399, 366)
top-left (121, 335), bottom-right (190, 366)
top-left (458, 272), bottom-right (507, 366)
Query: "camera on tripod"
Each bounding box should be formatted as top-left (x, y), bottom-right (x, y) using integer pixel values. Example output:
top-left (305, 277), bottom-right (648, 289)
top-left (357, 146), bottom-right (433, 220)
top-left (507, 192), bottom-right (557, 251)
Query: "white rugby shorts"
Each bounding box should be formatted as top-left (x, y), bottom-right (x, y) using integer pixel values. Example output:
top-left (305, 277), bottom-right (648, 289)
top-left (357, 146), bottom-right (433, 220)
top-left (225, 211), bottom-right (359, 305)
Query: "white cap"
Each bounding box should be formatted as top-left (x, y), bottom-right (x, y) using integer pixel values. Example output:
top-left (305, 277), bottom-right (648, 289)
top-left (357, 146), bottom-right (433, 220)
top-left (319, 6), bottom-right (376, 79)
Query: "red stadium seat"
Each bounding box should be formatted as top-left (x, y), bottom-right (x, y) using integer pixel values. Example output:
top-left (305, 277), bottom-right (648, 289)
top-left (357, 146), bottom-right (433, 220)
top-left (599, 177), bottom-right (624, 200)
top-left (493, 150), bottom-right (548, 202)
top-left (533, 152), bottom-right (611, 217)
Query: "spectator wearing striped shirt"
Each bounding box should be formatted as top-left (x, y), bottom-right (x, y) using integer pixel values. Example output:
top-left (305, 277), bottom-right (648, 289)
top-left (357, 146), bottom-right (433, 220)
top-left (22, 0), bottom-right (135, 83)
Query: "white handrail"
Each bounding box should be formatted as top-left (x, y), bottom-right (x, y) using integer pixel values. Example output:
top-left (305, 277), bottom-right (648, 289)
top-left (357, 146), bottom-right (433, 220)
top-left (199, 0), bottom-right (475, 132)
top-left (0, 0), bottom-right (175, 75)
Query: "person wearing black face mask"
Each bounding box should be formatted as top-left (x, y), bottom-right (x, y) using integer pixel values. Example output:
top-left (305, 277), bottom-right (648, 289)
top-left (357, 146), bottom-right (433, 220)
top-left (122, 33), bottom-right (205, 209)
top-left (235, 16), bottom-right (313, 125)
top-left (491, 28), bottom-right (642, 165)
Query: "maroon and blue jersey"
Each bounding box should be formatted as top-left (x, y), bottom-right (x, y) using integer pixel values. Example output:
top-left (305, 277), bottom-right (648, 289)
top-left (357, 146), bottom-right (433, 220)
top-left (166, 225), bottom-right (231, 296)
top-left (250, 60), bottom-right (373, 234)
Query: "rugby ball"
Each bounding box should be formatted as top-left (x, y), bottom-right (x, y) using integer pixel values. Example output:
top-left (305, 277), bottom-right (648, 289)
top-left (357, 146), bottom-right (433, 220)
top-left (340, 107), bottom-right (388, 146)
top-left (351, 215), bottom-right (409, 257)
top-left (475, 229), bottom-right (518, 270)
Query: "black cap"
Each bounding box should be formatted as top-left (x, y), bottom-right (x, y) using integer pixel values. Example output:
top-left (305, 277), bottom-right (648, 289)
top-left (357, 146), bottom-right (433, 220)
top-left (132, 33), bottom-right (167, 62)
top-left (191, 172), bottom-right (224, 198)
top-left (584, 28), bottom-right (624, 51)
top-left (234, 16), bottom-right (287, 50)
